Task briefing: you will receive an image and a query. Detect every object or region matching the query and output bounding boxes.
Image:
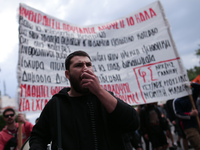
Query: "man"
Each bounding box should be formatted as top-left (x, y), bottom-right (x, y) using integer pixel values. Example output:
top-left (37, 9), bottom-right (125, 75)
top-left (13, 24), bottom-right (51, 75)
top-left (29, 50), bottom-right (139, 150)
top-left (140, 103), bottom-right (168, 150)
top-left (165, 99), bottom-right (189, 150)
top-left (123, 130), bottom-right (143, 150)
top-left (173, 83), bottom-right (200, 150)
top-left (0, 108), bottom-right (33, 150)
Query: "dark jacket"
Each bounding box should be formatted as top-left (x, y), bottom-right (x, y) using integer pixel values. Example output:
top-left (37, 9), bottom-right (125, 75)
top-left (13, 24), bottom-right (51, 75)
top-left (173, 83), bottom-right (200, 130)
top-left (173, 96), bottom-right (199, 130)
top-left (29, 88), bottom-right (139, 150)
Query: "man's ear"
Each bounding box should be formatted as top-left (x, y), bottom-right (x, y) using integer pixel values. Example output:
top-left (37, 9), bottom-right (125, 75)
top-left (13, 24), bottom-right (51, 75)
top-left (65, 70), bottom-right (70, 79)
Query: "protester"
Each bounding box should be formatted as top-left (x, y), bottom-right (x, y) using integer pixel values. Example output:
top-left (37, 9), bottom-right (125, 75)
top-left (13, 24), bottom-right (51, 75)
top-left (165, 99), bottom-right (190, 150)
top-left (140, 103), bottom-right (168, 150)
top-left (173, 82), bottom-right (200, 150)
top-left (0, 107), bottom-right (33, 150)
top-left (123, 130), bottom-right (143, 150)
top-left (157, 103), bottom-right (177, 150)
top-left (29, 50), bottom-right (140, 150)
top-left (137, 104), bottom-right (152, 150)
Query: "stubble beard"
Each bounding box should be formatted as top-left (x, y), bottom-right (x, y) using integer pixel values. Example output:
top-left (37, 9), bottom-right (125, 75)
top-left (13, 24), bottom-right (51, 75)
top-left (69, 74), bottom-right (90, 94)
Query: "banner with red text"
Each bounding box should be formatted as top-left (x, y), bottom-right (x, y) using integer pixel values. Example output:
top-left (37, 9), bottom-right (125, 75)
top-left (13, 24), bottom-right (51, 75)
top-left (18, 1), bottom-right (190, 113)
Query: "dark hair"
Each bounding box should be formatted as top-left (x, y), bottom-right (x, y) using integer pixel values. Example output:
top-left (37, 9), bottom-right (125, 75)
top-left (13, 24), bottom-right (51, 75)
top-left (3, 108), bottom-right (15, 117)
top-left (65, 50), bottom-right (91, 70)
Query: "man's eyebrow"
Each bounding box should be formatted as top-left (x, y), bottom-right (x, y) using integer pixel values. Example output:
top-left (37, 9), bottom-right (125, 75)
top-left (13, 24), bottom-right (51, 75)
top-left (73, 61), bottom-right (91, 65)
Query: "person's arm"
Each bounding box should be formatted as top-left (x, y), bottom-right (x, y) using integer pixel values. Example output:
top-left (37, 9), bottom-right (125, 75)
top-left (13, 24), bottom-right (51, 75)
top-left (81, 68), bottom-right (139, 132)
top-left (29, 100), bottom-right (53, 150)
top-left (108, 97), bottom-right (140, 132)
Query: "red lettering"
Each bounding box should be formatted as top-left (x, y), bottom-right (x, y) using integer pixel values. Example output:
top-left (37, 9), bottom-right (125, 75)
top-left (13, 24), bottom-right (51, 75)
top-left (149, 8), bottom-right (157, 17)
top-left (56, 21), bottom-right (60, 30)
top-left (32, 85), bottom-right (36, 97)
top-left (47, 87), bottom-right (49, 97)
top-left (40, 99), bottom-right (43, 110)
top-left (32, 99), bottom-right (36, 111)
top-left (126, 16), bottom-right (135, 26)
top-left (79, 28), bottom-right (83, 34)
top-left (144, 11), bottom-right (150, 20)
top-left (139, 13), bottom-right (145, 22)
top-left (36, 99), bottom-right (40, 110)
top-left (135, 14), bottom-right (141, 23)
top-left (36, 87), bottom-right (41, 97)
top-left (52, 19), bottom-right (55, 28)
top-left (115, 92), bottom-right (140, 105)
top-left (50, 86), bottom-right (64, 95)
top-left (120, 20), bottom-right (125, 28)
top-left (21, 84), bottom-right (50, 98)
top-left (45, 99), bottom-right (48, 105)
top-left (127, 94), bottom-right (138, 104)
top-left (135, 8), bottom-right (156, 24)
top-left (26, 85), bottom-right (31, 97)
top-left (138, 69), bottom-right (147, 83)
top-left (19, 99), bottom-right (23, 112)
top-left (37, 13), bottom-right (42, 23)
top-left (21, 84), bottom-right (26, 97)
top-left (25, 99), bottom-right (30, 111)
top-left (148, 67), bottom-right (157, 81)
top-left (101, 83), bottom-right (131, 95)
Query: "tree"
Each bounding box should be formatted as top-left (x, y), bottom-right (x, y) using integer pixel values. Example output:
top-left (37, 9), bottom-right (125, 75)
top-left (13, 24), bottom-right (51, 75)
top-left (187, 45), bottom-right (200, 81)
top-left (0, 115), bottom-right (6, 131)
top-left (187, 66), bottom-right (200, 81)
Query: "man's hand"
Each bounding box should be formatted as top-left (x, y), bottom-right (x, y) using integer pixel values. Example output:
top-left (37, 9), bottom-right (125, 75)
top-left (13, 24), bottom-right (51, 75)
top-left (81, 68), bottom-right (117, 113)
top-left (18, 113), bottom-right (26, 123)
top-left (144, 134), bottom-right (149, 140)
top-left (80, 69), bottom-right (102, 95)
top-left (190, 109), bottom-right (198, 116)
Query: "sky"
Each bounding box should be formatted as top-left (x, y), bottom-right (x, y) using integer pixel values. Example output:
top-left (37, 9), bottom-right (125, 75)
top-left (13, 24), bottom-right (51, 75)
top-left (0, 0), bottom-right (200, 123)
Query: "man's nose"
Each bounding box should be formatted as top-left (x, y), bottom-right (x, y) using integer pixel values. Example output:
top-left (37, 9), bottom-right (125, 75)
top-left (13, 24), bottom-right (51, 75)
top-left (82, 63), bottom-right (88, 70)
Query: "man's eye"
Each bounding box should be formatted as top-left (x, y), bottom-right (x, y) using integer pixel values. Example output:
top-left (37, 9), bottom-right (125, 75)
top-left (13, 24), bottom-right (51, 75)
top-left (76, 64), bottom-right (83, 67)
top-left (86, 63), bottom-right (92, 67)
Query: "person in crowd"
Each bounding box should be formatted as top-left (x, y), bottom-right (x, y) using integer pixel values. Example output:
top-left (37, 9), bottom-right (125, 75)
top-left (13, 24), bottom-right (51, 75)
top-left (196, 97), bottom-right (200, 113)
top-left (29, 50), bottom-right (140, 150)
top-left (123, 130), bottom-right (143, 150)
top-left (137, 104), bottom-right (151, 150)
top-left (157, 103), bottom-right (177, 150)
top-left (165, 99), bottom-right (190, 150)
top-left (0, 107), bottom-right (33, 150)
top-left (173, 82), bottom-right (200, 150)
top-left (140, 103), bottom-right (168, 150)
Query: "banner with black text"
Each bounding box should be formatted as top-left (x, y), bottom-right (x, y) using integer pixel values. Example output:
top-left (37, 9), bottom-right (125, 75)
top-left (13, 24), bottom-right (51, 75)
top-left (18, 1), bottom-right (190, 113)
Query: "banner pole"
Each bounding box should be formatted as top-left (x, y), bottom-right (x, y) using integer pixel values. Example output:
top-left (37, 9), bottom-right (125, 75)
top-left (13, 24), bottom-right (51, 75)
top-left (18, 122), bottom-right (23, 150)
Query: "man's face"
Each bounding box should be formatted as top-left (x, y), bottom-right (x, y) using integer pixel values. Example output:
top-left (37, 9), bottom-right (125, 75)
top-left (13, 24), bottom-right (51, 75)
top-left (4, 111), bottom-right (15, 125)
top-left (65, 56), bottom-right (93, 94)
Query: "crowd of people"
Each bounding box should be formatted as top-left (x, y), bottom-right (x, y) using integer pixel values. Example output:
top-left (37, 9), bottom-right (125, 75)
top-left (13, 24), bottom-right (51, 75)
top-left (0, 51), bottom-right (200, 150)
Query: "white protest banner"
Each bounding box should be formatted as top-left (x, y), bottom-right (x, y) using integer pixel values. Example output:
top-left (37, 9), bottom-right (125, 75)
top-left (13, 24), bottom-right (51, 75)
top-left (18, 1), bottom-right (190, 113)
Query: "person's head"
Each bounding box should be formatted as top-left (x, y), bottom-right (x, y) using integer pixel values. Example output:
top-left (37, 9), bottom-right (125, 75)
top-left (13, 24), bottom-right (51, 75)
top-left (65, 50), bottom-right (93, 94)
top-left (3, 108), bottom-right (16, 125)
top-left (65, 50), bottom-right (91, 71)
